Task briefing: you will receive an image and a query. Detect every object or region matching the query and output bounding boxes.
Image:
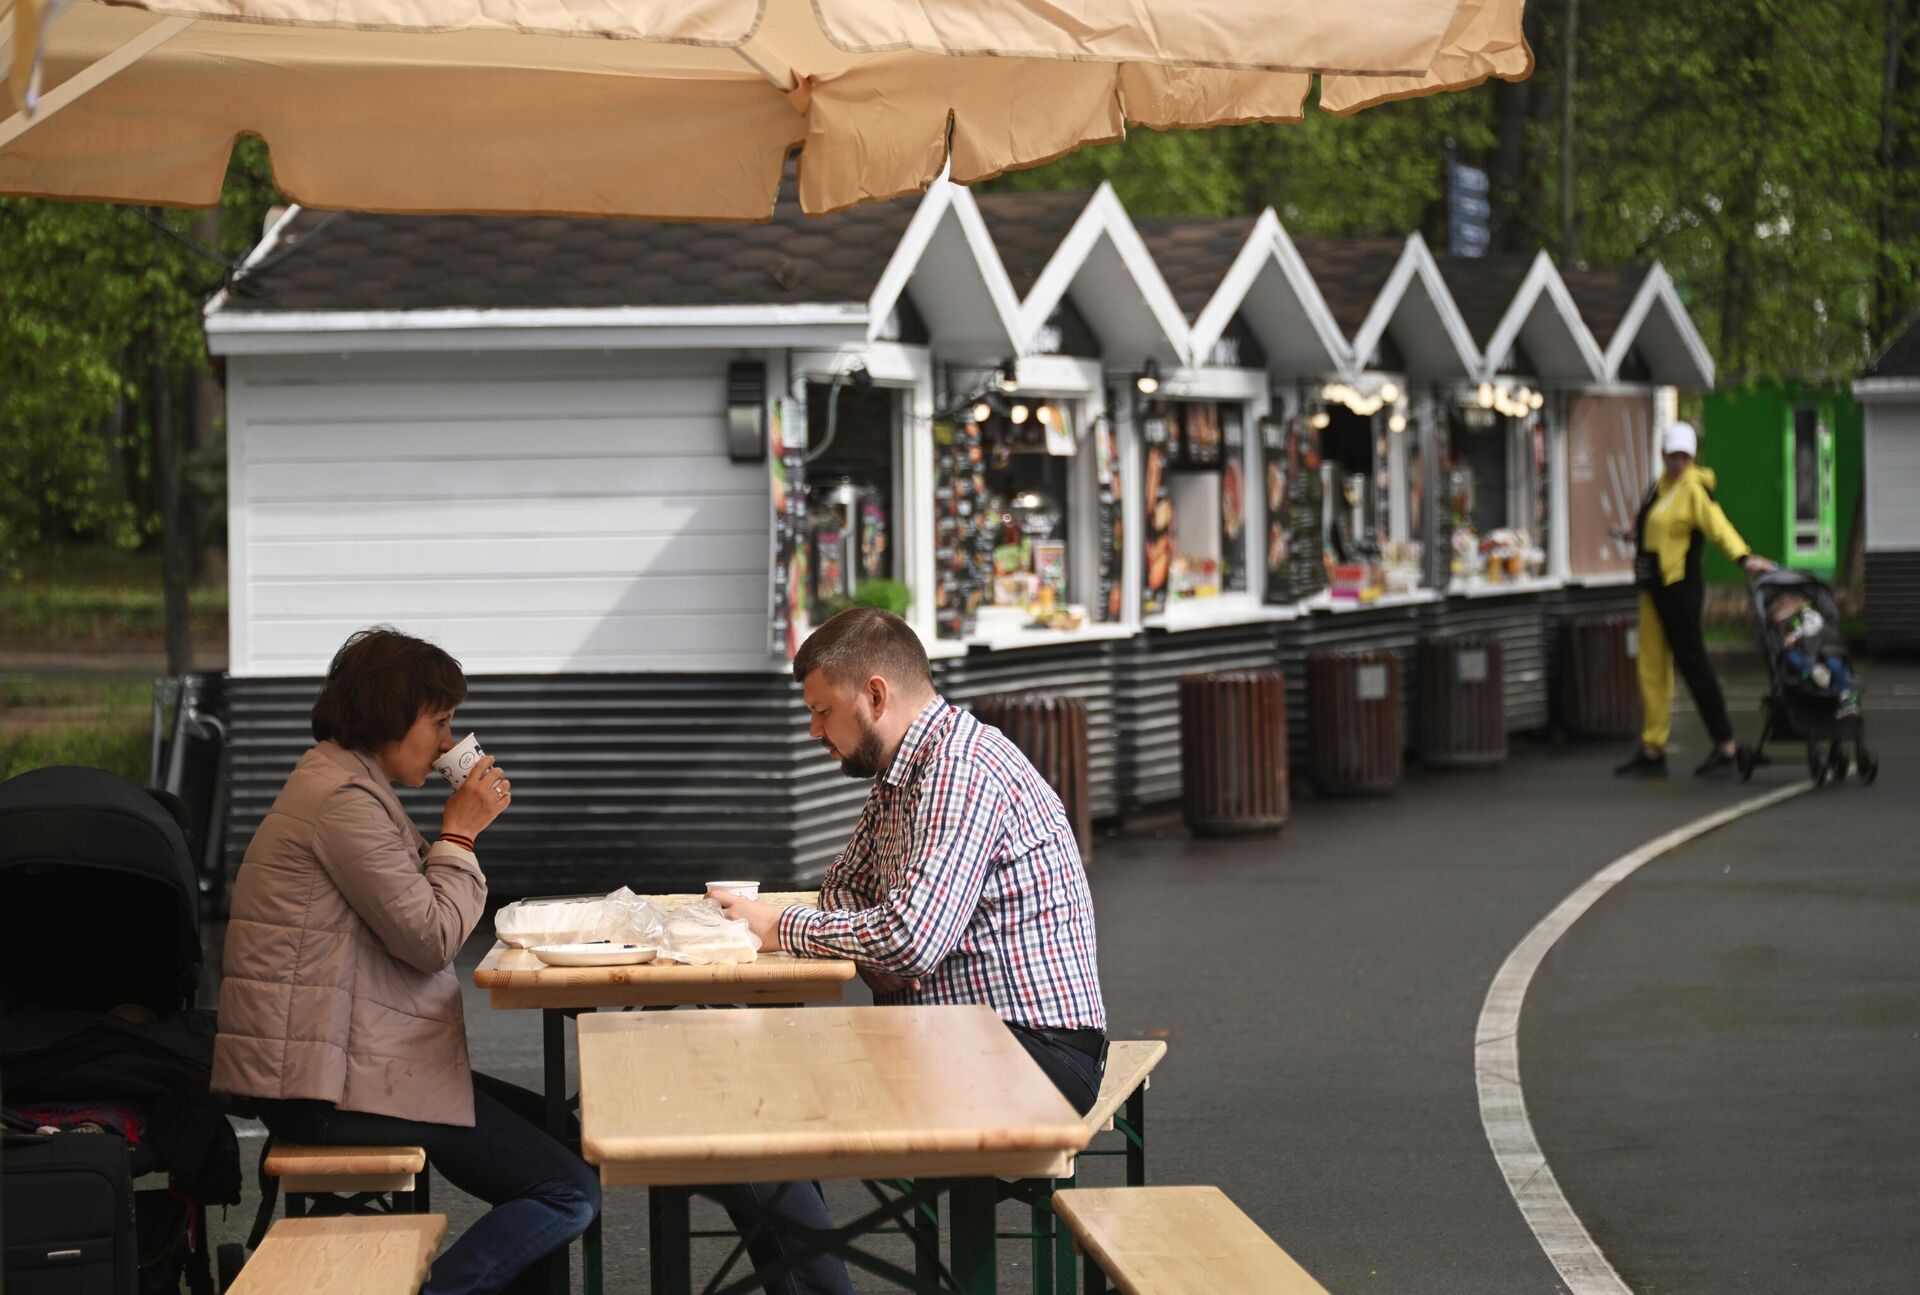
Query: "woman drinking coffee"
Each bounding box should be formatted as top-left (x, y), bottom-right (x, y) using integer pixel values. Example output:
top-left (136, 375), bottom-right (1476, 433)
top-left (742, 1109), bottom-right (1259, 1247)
top-left (213, 627), bottom-right (599, 1295)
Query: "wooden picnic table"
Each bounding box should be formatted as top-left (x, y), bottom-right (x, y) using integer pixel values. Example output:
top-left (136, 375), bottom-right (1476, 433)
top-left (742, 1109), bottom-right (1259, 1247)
top-left (471, 892), bottom-right (857, 1295)
top-left (577, 1004), bottom-right (1091, 1295)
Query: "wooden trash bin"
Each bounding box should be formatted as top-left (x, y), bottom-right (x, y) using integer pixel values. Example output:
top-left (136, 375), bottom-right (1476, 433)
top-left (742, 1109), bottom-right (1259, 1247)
top-left (971, 694), bottom-right (1093, 860)
top-left (1306, 649), bottom-right (1402, 796)
top-left (1178, 670), bottom-right (1289, 836)
top-left (1559, 613), bottom-right (1641, 738)
top-left (1419, 635), bottom-right (1507, 769)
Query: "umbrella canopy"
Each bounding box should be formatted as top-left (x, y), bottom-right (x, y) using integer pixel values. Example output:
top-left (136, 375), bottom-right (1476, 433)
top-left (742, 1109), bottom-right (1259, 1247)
top-left (0, 0), bottom-right (1530, 219)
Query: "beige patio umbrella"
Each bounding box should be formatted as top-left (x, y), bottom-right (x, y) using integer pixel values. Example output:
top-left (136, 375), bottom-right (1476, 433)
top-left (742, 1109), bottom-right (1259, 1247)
top-left (0, 0), bottom-right (1530, 220)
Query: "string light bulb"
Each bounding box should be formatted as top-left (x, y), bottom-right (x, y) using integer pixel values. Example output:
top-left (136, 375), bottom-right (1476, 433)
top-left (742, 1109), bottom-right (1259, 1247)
top-left (971, 402), bottom-right (992, 424)
top-left (1389, 413), bottom-right (1408, 434)
top-left (1379, 381), bottom-right (1400, 403)
top-left (1036, 404), bottom-right (1058, 427)
top-left (1477, 382), bottom-right (1495, 409)
top-left (1011, 403), bottom-right (1030, 425)
top-left (1310, 410), bottom-right (1331, 430)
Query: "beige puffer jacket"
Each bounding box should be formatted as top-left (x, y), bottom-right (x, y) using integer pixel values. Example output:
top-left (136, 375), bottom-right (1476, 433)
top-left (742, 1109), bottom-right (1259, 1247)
top-left (213, 741), bottom-right (486, 1126)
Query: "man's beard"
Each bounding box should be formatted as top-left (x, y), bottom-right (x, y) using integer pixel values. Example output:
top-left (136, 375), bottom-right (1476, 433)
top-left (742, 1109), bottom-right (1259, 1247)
top-left (835, 724), bottom-right (886, 780)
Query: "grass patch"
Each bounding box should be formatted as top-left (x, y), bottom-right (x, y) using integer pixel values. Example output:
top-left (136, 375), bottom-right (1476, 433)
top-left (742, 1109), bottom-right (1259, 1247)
top-left (1, 546), bottom-right (226, 642)
top-left (0, 673), bottom-right (155, 783)
top-left (0, 721), bottom-right (151, 783)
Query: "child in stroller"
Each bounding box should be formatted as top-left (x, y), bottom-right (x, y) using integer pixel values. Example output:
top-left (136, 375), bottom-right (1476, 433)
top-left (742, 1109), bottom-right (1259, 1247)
top-left (1765, 587), bottom-right (1860, 717)
top-left (1741, 569), bottom-right (1878, 786)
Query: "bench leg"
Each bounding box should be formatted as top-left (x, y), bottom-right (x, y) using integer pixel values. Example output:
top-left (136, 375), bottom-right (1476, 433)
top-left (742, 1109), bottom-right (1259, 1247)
top-left (904, 1181), bottom-right (940, 1289)
top-left (1123, 1087), bottom-right (1146, 1187)
top-left (648, 1186), bottom-right (693, 1295)
top-left (1053, 1171), bottom-right (1077, 1295)
top-left (1083, 1254), bottom-right (1109, 1294)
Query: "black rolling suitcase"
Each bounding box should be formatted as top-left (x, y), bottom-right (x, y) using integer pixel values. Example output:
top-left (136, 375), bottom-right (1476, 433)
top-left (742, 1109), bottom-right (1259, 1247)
top-left (2, 1130), bottom-right (139, 1295)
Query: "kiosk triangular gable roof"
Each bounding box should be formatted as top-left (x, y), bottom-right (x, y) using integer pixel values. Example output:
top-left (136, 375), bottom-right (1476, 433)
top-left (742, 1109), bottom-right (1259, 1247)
top-left (976, 183), bottom-right (1189, 365)
top-left (1441, 251), bottom-right (1606, 383)
top-left (1863, 312), bottom-right (1920, 379)
top-left (1563, 264), bottom-right (1715, 388)
top-left (1301, 233), bottom-right (1479, 378)
top-left (1139, 211), bottom-right (1348, 375)
top-left (205, 178), bottom-right (1020, 357)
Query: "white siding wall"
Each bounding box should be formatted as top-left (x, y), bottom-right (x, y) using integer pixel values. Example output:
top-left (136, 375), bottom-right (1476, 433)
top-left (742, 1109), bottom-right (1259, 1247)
top-left (1865, 401), bottom-right (1920, 550)
top-left (227, 350), bottom-right (772, 677)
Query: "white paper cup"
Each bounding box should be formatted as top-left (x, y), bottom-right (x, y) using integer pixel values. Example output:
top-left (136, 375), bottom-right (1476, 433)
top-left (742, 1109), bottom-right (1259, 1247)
top-left (433, 733), bottom-right (486, 788)
top-left (705, 880), bottom-right (761, 902)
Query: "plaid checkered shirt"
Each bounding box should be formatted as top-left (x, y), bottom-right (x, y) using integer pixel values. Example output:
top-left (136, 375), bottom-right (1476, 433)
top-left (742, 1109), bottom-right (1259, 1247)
top-left (777, 697), bottom-right (1106, 1031)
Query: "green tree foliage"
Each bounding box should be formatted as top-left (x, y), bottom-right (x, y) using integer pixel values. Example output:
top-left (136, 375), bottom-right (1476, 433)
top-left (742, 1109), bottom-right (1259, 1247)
top-left (992, 0), bottom-right (1920, 385)
top-left (0, 139), bottom-right (277, 571)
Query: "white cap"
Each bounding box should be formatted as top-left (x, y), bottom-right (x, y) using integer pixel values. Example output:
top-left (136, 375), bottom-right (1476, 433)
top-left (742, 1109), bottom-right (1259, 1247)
top-left (1662, 421), bottom-right (1698, 457)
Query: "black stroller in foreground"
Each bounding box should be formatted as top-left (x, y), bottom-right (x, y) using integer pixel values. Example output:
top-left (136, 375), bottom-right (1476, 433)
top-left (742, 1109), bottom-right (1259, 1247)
top-left (0, 765), bottom-right (241, 1293)
top-left (1738, 569), bottom-right (1879, 787)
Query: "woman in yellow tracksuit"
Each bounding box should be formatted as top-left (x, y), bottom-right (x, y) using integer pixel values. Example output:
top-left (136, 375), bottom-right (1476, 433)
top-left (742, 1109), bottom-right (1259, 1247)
top-left (1616, 421), bottom-right (1775, 777)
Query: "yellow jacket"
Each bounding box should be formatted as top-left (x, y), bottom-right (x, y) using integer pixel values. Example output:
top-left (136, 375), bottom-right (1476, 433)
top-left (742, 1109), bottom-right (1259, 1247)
top-left (1640, 465), bottom-right (1750, 586)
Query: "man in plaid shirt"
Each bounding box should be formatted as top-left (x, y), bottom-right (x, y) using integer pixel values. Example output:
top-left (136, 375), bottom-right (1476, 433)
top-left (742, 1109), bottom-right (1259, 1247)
top-left (719, 607), bottom-right (1108, 1109)
top-left (713, 609), bottom-right (1108, 1294)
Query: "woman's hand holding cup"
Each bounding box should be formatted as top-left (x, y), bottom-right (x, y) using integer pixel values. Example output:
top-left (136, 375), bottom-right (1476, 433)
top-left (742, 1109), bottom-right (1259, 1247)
top-left (443, 755), bottom-right (511, 839)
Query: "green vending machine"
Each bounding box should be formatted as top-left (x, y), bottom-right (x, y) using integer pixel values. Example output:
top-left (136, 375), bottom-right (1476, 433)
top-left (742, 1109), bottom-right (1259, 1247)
top-left (1783, 402), bottom-right (1837, 579)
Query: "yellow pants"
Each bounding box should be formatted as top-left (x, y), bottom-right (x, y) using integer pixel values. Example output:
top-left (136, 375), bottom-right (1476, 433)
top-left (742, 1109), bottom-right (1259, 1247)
top-left (1637, 591), bottom-right (1674, 750)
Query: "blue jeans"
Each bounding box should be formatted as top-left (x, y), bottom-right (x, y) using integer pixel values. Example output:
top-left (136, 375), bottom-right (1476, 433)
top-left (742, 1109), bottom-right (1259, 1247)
top-left (708, 1023), bottom-right (1106, 1295)
top-left (256, 1073), bottom-right (600, 1295)
top-left (1783, 648), bottom-right (1854, 696)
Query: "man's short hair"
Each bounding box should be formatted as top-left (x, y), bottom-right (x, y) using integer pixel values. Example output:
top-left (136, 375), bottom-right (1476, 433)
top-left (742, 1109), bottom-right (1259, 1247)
top-left (792, 608), bottom-right (933, 693)
top-left (311, 627), bottom-right (468, 752)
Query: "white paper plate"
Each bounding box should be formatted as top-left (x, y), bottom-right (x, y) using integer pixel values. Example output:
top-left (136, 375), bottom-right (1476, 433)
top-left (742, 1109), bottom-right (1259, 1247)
top-left (530, 942), bottom-right (657, 967)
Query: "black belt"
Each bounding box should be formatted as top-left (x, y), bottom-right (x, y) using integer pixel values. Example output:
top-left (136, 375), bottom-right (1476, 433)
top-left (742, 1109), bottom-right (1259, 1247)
top-left (1022, 1024), bottom-right (1107, 1062)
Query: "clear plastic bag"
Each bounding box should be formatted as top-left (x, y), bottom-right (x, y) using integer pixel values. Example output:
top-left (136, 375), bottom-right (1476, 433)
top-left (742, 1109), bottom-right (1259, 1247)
top-left (656, 898), bottom-right (759, 965)
top-left (596, 887), bottom-right (665, 947)
top-left (495, 888), bottom-right (665, 950)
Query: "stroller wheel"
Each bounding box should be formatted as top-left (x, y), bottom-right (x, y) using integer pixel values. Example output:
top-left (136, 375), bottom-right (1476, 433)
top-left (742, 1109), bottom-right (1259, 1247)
top-left (1807, 746), bottom-right (1827, 786)
top-left (1859, 748), bottom-right (1879, 786)
top-left (1737, 747), bottom-right (1756, 782)
top-left (1828, 743), bottom-right (1851, 783)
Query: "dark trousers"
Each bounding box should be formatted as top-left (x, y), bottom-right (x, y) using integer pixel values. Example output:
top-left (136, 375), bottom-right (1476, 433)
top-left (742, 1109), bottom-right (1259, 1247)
top-left (710, 1021), bottom-right (1107, 1295)
top-left (256, 1073), bottom-right (600, 1295)
top-left (1648, 578), bottom-right (1735, 744)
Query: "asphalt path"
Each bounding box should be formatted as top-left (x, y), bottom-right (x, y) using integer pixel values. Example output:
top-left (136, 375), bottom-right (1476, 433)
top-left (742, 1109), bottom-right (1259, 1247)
top-left (202, 662), bottom-right (1919, 1292)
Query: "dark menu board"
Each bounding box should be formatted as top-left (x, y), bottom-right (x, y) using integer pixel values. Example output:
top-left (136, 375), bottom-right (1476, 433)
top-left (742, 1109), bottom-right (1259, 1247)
top-left (1275, 416), bottom-right (1327, 602)
top-left (1095, 412), bottom-right (1124, 622)
top-left (1221, 406), bottom-right (1247, 593)
top-left (933, 419), bottom-right (993, 639)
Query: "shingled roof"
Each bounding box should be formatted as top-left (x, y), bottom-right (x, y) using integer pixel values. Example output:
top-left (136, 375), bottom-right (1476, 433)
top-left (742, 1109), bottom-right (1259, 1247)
top-left (1434, 255), bottom-right (1537, 349)
top-left (221, 191), bottom-right (920, 314)
top-left (1864, 313), bottom-right (1920, 379)
top-left (1561, 267), bottom-right (1649, 349)
top-left (1134, 217), bottom-right (1258, 321)
top-left (1290, 236), bottom-right (1405, 339)
top-left (971, 190), bottom-right (1094, 298)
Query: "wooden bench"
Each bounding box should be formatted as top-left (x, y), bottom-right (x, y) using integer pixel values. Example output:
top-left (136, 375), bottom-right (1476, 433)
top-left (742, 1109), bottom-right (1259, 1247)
top-left (1053, 1186), bottom-right (1332, 1295)
top-left (228, 1214), bottom-right (447, 1294)
top-left (983, 1039), bottom-right (1168, 1295)
top-left (263, 1144), bottom-right (431, 1217)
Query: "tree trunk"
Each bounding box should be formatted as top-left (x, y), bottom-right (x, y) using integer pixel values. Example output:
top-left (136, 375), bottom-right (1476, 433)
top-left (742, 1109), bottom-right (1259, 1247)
top-left (154, 350), bottom-right (193, 675)
top-left (1559, 0), bottom-right (1580, 264)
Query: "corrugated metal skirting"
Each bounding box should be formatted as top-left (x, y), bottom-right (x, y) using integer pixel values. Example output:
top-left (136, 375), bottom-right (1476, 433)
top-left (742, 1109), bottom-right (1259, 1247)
top-left (1423, 593), bottom-right (1551, 732)
top-left (1866, 551), bottom-right (1920, 653)
top-left (1114, 624), bottom-right (1283, 812)
top-left (226, 672), bottom-right (867, 894)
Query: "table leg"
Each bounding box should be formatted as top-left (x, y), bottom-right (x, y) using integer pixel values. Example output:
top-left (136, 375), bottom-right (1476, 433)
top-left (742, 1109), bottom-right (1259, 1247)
top-left (1124, 1087), bottom-right (1146, 1187)
top-left (945, 1179), bottom-right (997, 1295)
top-left (1052, 1168), bottom-right (1077, 1295)
top-left (542, 1009), bottom-right (571, 1295)
top-left (648, 1186), bottom-right (693, 1295)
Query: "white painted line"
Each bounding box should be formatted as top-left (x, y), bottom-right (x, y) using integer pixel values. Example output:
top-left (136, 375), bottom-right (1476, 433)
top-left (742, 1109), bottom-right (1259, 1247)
top-left (1475, 781), bottom-right (1812, 1294)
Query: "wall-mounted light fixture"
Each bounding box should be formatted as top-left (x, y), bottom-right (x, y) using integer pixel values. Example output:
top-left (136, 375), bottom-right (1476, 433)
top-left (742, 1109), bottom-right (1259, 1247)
top-left (997, 358), bottom-right (1020, 393)
top-left (1135, 359), bottom-right (1160, 395)
top-left (725, 360), bottom-right (767, 462)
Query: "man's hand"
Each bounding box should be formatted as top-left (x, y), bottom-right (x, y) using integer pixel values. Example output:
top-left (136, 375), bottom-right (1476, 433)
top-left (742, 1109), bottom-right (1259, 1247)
top-left (859, 966), bottom-right (921, 996)
top-left (709, 891), bottom-right (784, 952)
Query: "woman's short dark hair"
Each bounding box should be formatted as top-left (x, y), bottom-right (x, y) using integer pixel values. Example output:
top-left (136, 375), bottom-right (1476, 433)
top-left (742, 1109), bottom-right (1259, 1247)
top-left (311, 627), bottom-right (467, 752)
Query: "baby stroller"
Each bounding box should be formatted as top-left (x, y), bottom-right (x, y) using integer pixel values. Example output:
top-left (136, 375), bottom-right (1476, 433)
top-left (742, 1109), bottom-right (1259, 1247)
top-left (1738, 569), bottom-right (1879, 787)
top-left (0, 765), bottom-right (241, 1294)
